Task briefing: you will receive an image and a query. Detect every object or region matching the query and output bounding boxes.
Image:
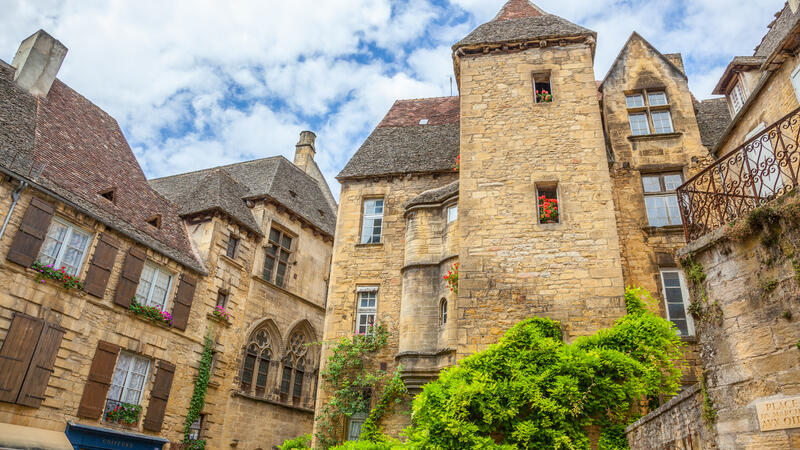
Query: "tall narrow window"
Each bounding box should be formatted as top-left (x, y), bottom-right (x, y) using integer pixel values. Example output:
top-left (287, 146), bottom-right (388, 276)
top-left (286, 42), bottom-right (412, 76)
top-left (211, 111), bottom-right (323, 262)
top-left (536, 185), bottom-right (559, 224)
top-left (440, 298), bottom-right (448, 325)
top-left (532, 72), bottom-right (552, 103)
top-left (642, 173), bottom-right (683, 227)
top-left (360, 199), bottom-right (384, 244)
top-left (729, 81), bottom-right (746, 115)
top-left (226, 235), bottom-right (239, 259)
top-left (356, 287), bottom-right (378, 335)
top-left (187, 415), bottom-right (204, 440)
top-left (263, 228), bottom-right (293, 287)
top-left (446, 204), bottom-right (458, 223)
top-left (136, 263), bottom-right (173, 309)
top-left (215, 290), bottom-right (229, 308)
top-left (240, 327), bottom-right (273, 397)
top-left (659, 269), bottom-right (694, 337)
top-left (37, 218), bottom-right (92, 276)
top-left (280, 332), bottom-right (308, 403)
top-left (106, 352), bottom-right (150, 419)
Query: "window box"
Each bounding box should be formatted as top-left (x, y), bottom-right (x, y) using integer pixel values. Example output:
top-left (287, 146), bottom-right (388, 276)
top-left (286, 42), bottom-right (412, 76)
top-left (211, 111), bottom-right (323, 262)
top-left (129, 300), bottom-right (174, 327)
top-left (207, 310), bottom-right (232, 327)
top-left (103, 399), bottom-right (142, 426)
top-left (28, 263), bottom-right (86, 292)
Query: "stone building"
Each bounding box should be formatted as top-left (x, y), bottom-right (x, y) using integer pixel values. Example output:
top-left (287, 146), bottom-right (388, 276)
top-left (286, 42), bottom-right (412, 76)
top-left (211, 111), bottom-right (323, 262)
top-left (0, 29), bottom-right (336, 449)
top-left (314, 0), bottom-right (731, 442)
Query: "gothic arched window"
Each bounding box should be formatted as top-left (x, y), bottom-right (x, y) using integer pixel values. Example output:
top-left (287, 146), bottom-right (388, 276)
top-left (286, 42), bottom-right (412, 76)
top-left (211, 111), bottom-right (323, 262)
top-left (280, 331), bottom-right (308, 402)
top-left (241, 327), bottom-right (273, 397)
top-left (440, 298), bottom-right (448, 325)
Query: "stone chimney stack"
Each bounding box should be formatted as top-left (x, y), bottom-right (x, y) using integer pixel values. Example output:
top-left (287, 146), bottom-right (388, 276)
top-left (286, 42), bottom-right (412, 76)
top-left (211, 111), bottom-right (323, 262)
top-left (293, 130), bottom-right (317, 170)
top-left (11, 30), bottom-right (68, 97)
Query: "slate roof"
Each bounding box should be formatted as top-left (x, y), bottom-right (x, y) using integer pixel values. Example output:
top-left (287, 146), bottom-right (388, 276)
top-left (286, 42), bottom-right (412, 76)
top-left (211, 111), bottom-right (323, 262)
top-left (337, 97), bottom-right (460, 180)
top-left (694, 98), bottom-right (731, 150)
top-left (454, 0), bottom-right (595, 50)
top-left (0, 59), bottom-right (205, 273)
top-left (150, 157), bottom-right (337, 237)
top-left (754, 2), bottom-right (800, 59)
top-left (405, 180), bottom-right (459, 209)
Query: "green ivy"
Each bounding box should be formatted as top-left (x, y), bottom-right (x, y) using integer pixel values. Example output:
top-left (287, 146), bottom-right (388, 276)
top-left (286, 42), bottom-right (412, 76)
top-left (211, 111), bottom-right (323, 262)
top-left (760, 278), bottom-right (778, 294)
top-left (278, 434), bottom-right (311, 449)
top-left (699, 375), bottom-right (717, 426)
top-left (182, 335), bottom-right (214, 449)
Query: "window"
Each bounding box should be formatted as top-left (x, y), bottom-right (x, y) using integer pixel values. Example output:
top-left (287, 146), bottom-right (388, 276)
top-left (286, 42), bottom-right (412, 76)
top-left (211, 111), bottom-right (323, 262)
top-left (280, 332), bottom-right (308, 402)
top-left (146, 215), bottom-right (161, 229)
top-left (536, 184), bottom-right (559, 224)
top-left (99, 189), bottom-right (116, 203)
top-left (659, 269), bottom-right (694, 337)
top-left (642, 173), bottom-right (683, 227)
top-left (106, 352), bottom-right (150, 417)
top-left (356, 287), bottom-right (378, 335)
top-left (215, 290), bottom-right (228, 308)
top-left (37, 218), bottom-right (91, 276)
top-left (440, 298), bottom-right (448, 325)
top-left (263, 227), bottom-right (292, 287)
top-left (419, 119), bottom-right (429, 125)
top-left (626, 89), bottom-right (673, 135)
top-left (187, 414), bottom-right (204, 440)
top-left (360, 199), bottom-right (384, 244)
top-left (346, 390), bottom-right (371, 441)
top-left (729, 81), bottom-right (746, 115)
top-left (792, 64), bottom-right (800, 104)
top-left (532, 72), bottom-right (552, 103)
top-left (135, 263), bottom-right (173, 309)
top-left (226, 235), bottom-right (239, 259)
top-left (446, 204), bottom-right (458, 223)
top-left (240, 326), bottom-right (273, 397)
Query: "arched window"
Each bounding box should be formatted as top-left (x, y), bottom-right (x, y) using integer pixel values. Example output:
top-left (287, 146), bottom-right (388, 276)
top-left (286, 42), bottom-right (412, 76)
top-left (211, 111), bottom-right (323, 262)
top-left (280, 331), bottom-right (308, 403)
top-left (440, 298), bottom-right (448, 325)
top-left (240, 327), bottom-right (273, 397)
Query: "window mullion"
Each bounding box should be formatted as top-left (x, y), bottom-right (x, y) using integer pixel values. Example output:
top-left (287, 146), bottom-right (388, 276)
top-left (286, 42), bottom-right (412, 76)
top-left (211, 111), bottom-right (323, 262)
top-left (54, 225), bottom-right (73, 269)
top-left (146, 267), bottom-right (158, 306)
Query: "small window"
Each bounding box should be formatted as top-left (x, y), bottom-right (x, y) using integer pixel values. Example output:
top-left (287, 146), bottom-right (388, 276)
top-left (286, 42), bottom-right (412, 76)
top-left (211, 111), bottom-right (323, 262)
top-left (37, 218), bottom-right (92, 276)
top-left (263, 227), bottom-right (293, 287)
top-left (226, 235), bottom-right (239, 259)
top-left (642, 173), bottom-right (683, 227)
top-left (629, 113), bottom-right (650, 136)
top-left (105, 352), bottom-right (150, 419)
top-left (216, 290), bottom-right (229, 308)
top-left (626, 89), bottom-right (674, 135)
top-left (348, 413), bottom-right (367, 441)
top-left (360, 199), bottom-right (384, 244)
top-left (136, 263), bottom-right (173, 309)
top-left (146, 215), bottom-right (161, 229)
top-left (651, 110), bottom-right (674, 134)
top-left (187, 414), bottom-right (205, 440)
top-left (446, 204), bottom-right (458, 223)
top-left (356, 287), bottom-right (378, 335)
top-left (100, 189), bottom-right (116, 203)
top-left (533, 72), bottom-right (552, 103)
top-left (625, 94), bottom-right (645, 108)
top-left (659, 269), bottom-right (694, 336)
top-left (729, 81), bottom-right (746, 115)
top-left (536, 185), bottom-right (559, 224)
top-left (440, 298), bottom-right (448, 325)
top-left (647, 91), bottom-right (668, 106)
top-left (419, 119), bottom-right (429, 125)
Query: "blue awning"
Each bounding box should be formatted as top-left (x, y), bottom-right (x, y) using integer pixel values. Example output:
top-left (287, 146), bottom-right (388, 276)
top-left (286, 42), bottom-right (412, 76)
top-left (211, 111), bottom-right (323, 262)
top-left (65, 422), bottom-right (168, 450)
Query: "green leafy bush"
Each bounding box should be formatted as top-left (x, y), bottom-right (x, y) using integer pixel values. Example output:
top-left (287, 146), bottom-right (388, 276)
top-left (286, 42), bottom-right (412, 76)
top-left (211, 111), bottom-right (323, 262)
top-left (279, 433), bottom-right (311, 449)
top-left (404, 286), bottom-right (683, 449)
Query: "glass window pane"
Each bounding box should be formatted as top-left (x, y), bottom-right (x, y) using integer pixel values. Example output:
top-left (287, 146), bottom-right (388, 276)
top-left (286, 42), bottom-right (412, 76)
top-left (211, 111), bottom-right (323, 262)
top-left (269, 228), bottom-right (281, 243)
top-left (662, 271), bottom-right (680, 287)
top-left (629, 113), bottom-right (650, 135)
top-left (648, 92), bottom-right (668, 106)
top-left (626, 94), bottom-right (644, 108)
top-left (263, 254), bottom-right (276, 281)
top-left (663, 174), bottom-right (683, 191)
top-left (276, 262), bottom-right (287, 286)
top-left (39, 222), bottom-right (68, 266)
top-left (293, 371), bottom-right (303, 398)
top-left (280, 367), bottom-right (292, 394)
top-left (645, 196), bottom-right (669, 226)
top-left (256, 359), bottom-right (269, 390)
top-left (671, 319), bottom-right (689, 336)
top-left (668, 302), bottom-right (687, 320)
top-left (665, 195), bottom-right (682, 225)
top-left (652, 110), bottom-right (674, 133)
top-left (281, 235), bottom-right (292, 249)
top-left (642, 175), bottom-right (662, 193)
top-left (447, 205), bottom-right (458, 223)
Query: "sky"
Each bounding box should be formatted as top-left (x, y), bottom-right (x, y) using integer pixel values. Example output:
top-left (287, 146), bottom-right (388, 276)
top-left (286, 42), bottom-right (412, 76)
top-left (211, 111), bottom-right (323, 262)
top-left (0, 0), bottom-right (786, 197)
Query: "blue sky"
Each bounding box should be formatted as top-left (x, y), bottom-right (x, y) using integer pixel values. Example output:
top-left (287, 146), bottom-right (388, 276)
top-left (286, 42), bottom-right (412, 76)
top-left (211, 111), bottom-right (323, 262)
top-left (0, 0), bottom-right (785, 197)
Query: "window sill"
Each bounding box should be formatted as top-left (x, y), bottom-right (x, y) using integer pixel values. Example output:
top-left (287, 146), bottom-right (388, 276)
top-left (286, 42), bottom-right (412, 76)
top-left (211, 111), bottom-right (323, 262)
top-left (355, 242), bottom-right (384, 248)
top-left (627, 132), bottom-right (682, 142)
top-left (218, 254), bottom-right (244, 270)
top-left (25, 268), bottom-right (87, 296)
top-left (537, 221), bottom-right (561, 227)
top-left (128, 308), bottom-right (177, 332)
top-left (680, 335), bottom-right (697, 343)
top-left (207, 312), bottom-right (232, 327)
top-left (642, 225), bottom-right (684, 234)
top-left (232, 391), bottom-right (315, 414)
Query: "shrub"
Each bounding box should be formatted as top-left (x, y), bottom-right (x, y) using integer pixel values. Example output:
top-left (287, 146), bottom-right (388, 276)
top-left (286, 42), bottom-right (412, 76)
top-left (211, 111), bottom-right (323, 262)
top-left (278, 434), bottom-right (311, 450)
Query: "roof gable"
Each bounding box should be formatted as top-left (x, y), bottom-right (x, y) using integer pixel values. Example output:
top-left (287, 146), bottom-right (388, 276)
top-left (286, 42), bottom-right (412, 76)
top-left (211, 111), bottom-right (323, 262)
top-left (494, 0), bottom-right (545, 21)
top-left (599, 32), bottom-right (687, 90)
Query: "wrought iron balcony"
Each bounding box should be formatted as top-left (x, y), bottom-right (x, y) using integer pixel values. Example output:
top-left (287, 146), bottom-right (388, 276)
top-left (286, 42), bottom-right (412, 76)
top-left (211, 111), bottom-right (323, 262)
top-left (678, 106), bottom-right (800, 242)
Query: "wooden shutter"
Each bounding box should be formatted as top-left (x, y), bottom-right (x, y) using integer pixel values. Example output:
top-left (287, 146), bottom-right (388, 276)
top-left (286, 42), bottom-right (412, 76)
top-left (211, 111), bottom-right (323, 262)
top-left (171, 274), bottom-right (197, 331)
top-left (6, 197), bottom-right (55, 267)
top-left (84, 233), bottom-right (120, 298)
top-left (16, 322), bottom-right (65, 407)
top-left (77, 341), bottom-right (120, 419)
top-left (0, 314), bottom-right (43, 403)
top-left (113, 247), bottom-right (146, 308)
top-left (142, 360), bottom-right (175, 432)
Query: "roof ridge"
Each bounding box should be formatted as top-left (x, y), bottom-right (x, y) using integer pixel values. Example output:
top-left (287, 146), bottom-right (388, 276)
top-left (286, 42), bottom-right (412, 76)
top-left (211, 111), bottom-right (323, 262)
top-left (395, 96), bottom-right (459, 102)
top-left (149, 155), bottom-right (284, 182)
top-left (492, 0), bottom-right (546, 21)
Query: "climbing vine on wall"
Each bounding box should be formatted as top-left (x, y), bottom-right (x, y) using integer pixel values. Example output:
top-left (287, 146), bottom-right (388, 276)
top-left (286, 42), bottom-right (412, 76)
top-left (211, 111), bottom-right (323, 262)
top-left (182, 335), bottom-right (214, 450)
top-left (314, 323), bottom-right (407, 449)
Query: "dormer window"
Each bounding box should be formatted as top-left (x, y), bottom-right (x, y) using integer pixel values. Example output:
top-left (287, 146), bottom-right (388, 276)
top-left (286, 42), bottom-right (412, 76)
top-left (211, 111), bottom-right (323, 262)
top-left (146, 215), bottom-right (161, 229)
top-left (99, 189), bottom-right (116, 203)
top-left (729, 81), bottom-right (745, 115)
top-left (419, 119), bottom-right (429, 125)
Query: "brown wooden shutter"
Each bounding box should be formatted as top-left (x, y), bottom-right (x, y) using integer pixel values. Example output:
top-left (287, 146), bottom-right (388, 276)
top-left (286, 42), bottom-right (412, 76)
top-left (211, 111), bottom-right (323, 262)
top-left (6, 197), bottom-right (55, 267)
top-left (77, 341), bottom-right (120, 419)
top-left (113, 247), bottom-right (146, 308)
top-left (142, 360), bottom-right (175, 432)
top-left (0, 314), bottom-right (43, 403)
top-left (84, 233), bottom-right (120, 298)
top-left (16, 322), bottom-right (65, 407)
top-left (171, 274), bottom-right (197, 331)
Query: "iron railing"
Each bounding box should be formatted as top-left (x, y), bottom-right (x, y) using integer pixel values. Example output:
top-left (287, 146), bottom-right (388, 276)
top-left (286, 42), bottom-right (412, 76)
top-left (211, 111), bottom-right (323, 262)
top-left (677, 106), bottom-right (800, 241)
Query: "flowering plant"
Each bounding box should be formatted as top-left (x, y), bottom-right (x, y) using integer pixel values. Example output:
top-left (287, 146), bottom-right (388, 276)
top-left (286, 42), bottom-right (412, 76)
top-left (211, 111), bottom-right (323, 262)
top-left (536, 89), bottom-right (552, 103)
top-left (443, 262), bottom-right (459, 294)
top-left (538, 195), bottom-right (559, 223)
top-left (105, 402), bottom-right (142, 425)
top-left (454, 154), bottom-right (460, 172)
top-left (30, 261), bottom-right (85, 290)
top-left (212, 305), bottom-right (231, 323)
top-left (130, 299), bottom-right (173, 326)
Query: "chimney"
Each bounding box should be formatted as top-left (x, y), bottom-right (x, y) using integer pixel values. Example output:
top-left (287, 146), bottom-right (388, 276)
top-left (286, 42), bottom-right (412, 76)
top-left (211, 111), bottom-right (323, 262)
top-left (11, 30), bottom-right (68, 97)
top-left (293, 130), bottom-right (316, 171)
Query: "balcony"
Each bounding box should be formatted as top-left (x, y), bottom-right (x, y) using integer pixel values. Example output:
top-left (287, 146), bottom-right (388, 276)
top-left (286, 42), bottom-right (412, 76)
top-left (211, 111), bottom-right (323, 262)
top-left (678, 107), bottom-right (800, 242)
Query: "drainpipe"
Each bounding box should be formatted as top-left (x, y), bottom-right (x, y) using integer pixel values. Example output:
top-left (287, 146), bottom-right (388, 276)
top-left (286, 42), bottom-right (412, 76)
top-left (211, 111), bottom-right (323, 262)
top-left (0, 179), bottom-right (28, 240)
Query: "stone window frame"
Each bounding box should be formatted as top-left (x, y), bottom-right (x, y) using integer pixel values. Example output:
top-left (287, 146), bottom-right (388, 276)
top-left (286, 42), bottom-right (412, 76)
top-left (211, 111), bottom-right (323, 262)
top-left (37, 216), bottom-right (93, 276)
top-left (440, 298), bottom-right (448, 326)
top-left (105, 351), bottom-right (151, 419)
top-left (279, 330), bottom-right (309, 404)
top-left (240, 324), bottom-right (276, 398)
top-left (624, 88), bottom-right (674, 136)
top-left (360, 197), bottom-right (385, 244)
top-left (215, 289), bottom-right (229, 308)
top-left (446, 204), bottom-right (458, 224)
top-left (135, 261), bottom-right (175, 310)
top-left (535, 182), bottom-right (560, 225)
top-left (355, 285), bottom-right (379, 336)
top-left (658, 268), bottom-right (695, 337)
top-left (226, 234), bottom-right (239, 259)
top-left (262, 225), bottom-right (295, 288)
top-left (531, 71), bottom-right (553, 104)
top-left (641, 171), bottom-right (684, 227)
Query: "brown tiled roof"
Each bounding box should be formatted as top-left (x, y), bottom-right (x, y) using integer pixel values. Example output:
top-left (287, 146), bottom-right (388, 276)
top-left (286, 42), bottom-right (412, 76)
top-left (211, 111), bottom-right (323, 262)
top-left (694, 98), bottom-right (731, 150)
top-left (0, 59), bottom-right (204, 273)
top-left (151, 156), bottom-right (337, 237)
top-left (337, 97), bottom-right (460, 180)
top-left (754, 2), bottom-right (800, 59)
